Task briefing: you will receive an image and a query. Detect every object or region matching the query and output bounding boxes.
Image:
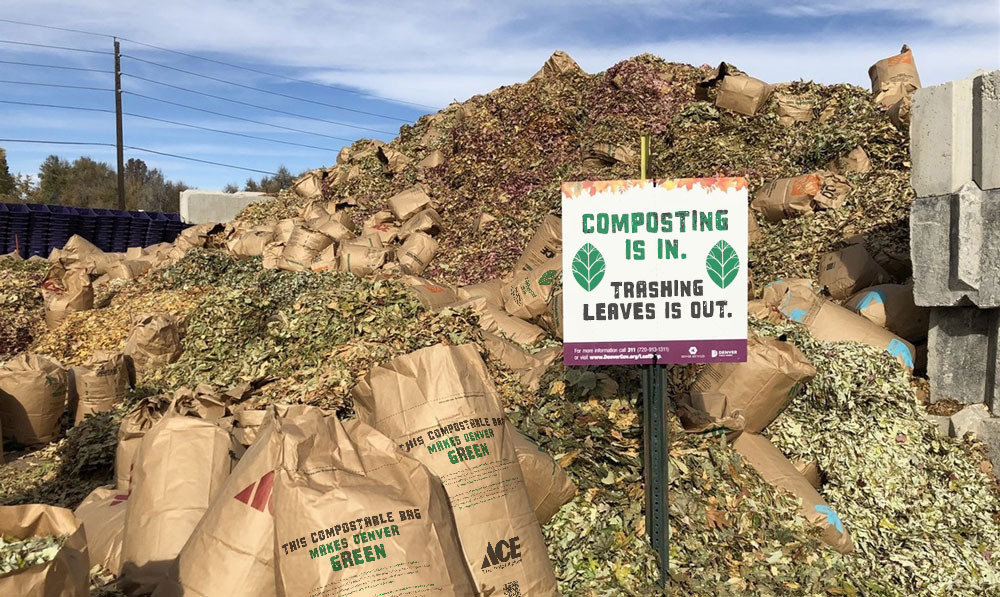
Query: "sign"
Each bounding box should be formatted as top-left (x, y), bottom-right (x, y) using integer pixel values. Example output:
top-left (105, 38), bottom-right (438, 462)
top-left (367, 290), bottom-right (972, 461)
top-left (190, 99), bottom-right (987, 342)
top-left (561, 178), bottom-right (748, 365)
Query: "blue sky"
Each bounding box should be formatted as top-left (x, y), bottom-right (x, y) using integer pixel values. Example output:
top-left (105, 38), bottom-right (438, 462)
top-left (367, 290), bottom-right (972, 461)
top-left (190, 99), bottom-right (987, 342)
top-left (1, 0), bottom-right (998, 193)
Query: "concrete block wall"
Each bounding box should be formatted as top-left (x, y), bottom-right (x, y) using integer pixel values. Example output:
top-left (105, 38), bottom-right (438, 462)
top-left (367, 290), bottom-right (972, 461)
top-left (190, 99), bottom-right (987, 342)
top-left (911, 70), bottom-right (1000, 418)
top-left (179, 190), bottom-right (269, 224)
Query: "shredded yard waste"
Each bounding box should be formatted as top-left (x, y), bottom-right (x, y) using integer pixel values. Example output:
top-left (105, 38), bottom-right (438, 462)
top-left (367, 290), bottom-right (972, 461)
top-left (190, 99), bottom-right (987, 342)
top-left (0, 49), bottom-right (997, 596)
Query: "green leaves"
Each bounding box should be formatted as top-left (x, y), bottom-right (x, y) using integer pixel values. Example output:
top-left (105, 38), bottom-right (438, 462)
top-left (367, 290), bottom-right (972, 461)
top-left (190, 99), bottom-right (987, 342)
top-left (705, 240), bottom-right (739, 289)
top-left (572, 243), bottom-right (605, 292)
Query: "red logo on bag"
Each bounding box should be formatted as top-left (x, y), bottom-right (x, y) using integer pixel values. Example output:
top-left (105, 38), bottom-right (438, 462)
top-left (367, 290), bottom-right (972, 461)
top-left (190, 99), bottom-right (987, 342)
top-left (234, 470), bottom-right (275, 514)
top-left (110, 493), bottom-right (130, 507)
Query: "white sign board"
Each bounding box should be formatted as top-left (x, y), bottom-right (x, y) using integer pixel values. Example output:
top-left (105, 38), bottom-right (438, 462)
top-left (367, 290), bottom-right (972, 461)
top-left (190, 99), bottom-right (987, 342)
top-left (561, 178), bottom-right (748, 365)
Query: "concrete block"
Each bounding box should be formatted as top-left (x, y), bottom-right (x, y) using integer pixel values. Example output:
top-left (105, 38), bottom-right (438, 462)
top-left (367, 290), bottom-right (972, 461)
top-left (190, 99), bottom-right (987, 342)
top-left (951, 404), bottom-right (991, 438)
top-left (179, 190), bottom-right (269, 224)
top-left (927, 307), bottom-right (996, 407)
top-left (973, 70), bottom-right (1000, 191)
top-left (911, 78), bottom-right (973, 197)
top-left (979, 418), bottom-right (1000, 479)
top-left (924, 413), bottom-right (953, 437)
top-left (911, 185), bottom-right (1000, 307)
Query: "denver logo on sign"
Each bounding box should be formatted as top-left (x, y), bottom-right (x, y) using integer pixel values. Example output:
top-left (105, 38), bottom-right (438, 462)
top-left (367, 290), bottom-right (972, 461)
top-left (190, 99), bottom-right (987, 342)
top-left (234, 470), bottom-right (275, 514)
top-left (481, 536), bottom-right (522, 570)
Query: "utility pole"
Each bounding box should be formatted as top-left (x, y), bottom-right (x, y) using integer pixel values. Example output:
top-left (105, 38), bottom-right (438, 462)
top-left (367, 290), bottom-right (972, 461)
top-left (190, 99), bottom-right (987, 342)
top-left (114, 38), bottom-right (125, 210)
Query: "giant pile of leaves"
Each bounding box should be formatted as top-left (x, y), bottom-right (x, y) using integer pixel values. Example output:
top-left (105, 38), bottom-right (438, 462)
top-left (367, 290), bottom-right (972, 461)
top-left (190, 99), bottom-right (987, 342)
top-left (238, 54), bottom-right (911, 289)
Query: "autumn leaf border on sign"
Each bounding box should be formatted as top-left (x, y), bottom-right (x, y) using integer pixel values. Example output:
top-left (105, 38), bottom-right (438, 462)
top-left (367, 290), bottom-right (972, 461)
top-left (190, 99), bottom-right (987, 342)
top-left (572, 243), bottom-right (606, 292)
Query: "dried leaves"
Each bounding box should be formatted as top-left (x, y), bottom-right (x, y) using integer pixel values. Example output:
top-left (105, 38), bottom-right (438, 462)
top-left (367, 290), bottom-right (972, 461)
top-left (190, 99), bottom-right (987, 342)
top-left (0, 534), bottom-right (66, 576)
top-left (757, 319), bottom-right (1000, 593)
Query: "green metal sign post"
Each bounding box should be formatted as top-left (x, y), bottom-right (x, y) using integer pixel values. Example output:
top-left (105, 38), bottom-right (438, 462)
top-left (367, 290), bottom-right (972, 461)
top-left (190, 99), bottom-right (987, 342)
top-left (639, 134), bottom-right (669, 589)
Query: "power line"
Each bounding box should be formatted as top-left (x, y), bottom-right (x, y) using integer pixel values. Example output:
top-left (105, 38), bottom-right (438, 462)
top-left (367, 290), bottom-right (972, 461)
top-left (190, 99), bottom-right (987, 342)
top-left (0, 98), bottom-right (341, 152)
top-left (125, 146), bottom-right (278, 175)
top-left (0, 18), bottom-right (433, 115)
top-left (122, 73), bottom-right (394, 135)
top-left (0, 18), bottom-right (114, 39)
top-left (0, 99), bottom-right (113, 113)
top-left (124, 112), bottom-right (339, 152)
top-left (121, 54), bottom-right (410, 123)
top-left (0, 59), bottom-right (112, 73)
top-left (0, 38), bottom-right (112, 54)
top-left (0, 138), bottom-right (280, 176)
top-left (123, 90), bottom-right (379, 140)
top-left (0, 138), bottom-right (114, 147)
top-left (118, 37), bottom-right (439, 111)
top-left (0, 79), bottom-right (113, 92)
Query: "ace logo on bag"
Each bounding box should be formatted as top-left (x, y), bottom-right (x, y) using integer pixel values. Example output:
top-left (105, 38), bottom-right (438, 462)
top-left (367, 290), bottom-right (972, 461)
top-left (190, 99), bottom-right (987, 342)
top-left (482, 536), bottom-right (522, 570)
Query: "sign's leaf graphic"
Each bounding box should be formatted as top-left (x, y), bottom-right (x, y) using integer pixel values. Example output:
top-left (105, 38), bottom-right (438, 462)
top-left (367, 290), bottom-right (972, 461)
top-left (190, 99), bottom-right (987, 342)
top-left (706, 240), bottom-right (739, 289)
top-left (572, 243), bottom-right (605, 291)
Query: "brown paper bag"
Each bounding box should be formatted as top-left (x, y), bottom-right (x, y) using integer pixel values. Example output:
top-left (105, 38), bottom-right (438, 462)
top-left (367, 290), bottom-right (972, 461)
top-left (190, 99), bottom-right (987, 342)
top-left (291, 169), bottom-right (324, 200)
top-left (123, 314), bottom-right (183, 377)
top-left (115, 395), bottom-right (171, 490)
top-left (271, 219), bottom-right (301, 245)
top-left (582, 143), bottom-right (635, 168)
top-left (748, 208), bottom-right (761, 244)
top-left (387, 185), bottom-right (434, 222)
top-left (399, 275), bottom-right (460, 311)
top-left (462, 298), bottom-right (547, 345)
top-left (457, 279), bottom-right (505, 308)
top-left (418, 149), bottom-right (446, 169)
top-left (309, 244), bottom-right (339, 273)
top-left (825, 146), bottom-right (872, 175)
top-left (716, 74), bottom-right (773, 116)
top-left (338, 240), bottom-right (389, 276)
top-left (509, 427), bottom-right (576, 524)
top-left (691, 333), bottom-right (815, 433)
top-left (767, 283), bottom-right (916, 369)
top-left (61, 234), bottom-right (102, 262)
top-left (751, 172), bottom-right (848, 222)
top-left (279, 226), bottom-right (334, 272)
top-left (398, 207), bottom-right (442, 240)
top-left (261, 242), bottom-right (284, 270)
top-left (353, 344), bottom-right (559, 596)
top-left (818, 243), bottom-right (890, 300)
top-left (174, 223), bottom-right (220, 251)
top-left (376, 146), bottom-right (411, 174)
top-left (481, 331), bottom-right (559, 391)
top-left (155, 407), bottom-right (314, 597)
top-left (760, 278), bottom-right (818, 306)
top-left (308, 213), bottom-right (356, 242)
top-left (0, 353), bottom-right (68, 445)
top-left (73, 351), bottom-right (129, 425)
top-left (774, 92), bottom-right (814, 125)
top-left (792, 459), bottom-right (823, 490)
top-left (513, 214), bottom-right (562, 275)
top-left (104, 260), bottom-right (152, 281)
top-left (74, 485), bottom-right (128, 575)
top-left (869, 44), bottom-right (921, 108)
top-left (732, 433), bottom-right (854, 553)
top-left (272, 409), bottom-right (476, 597)
top-left (43, 268), bottom-right (94, 330)
top-left (397, 231), bottom-right (439, 275)
top-left (888, 94), bottom-right (912, 129)
top-left (537, 288), bottom-right (563, 339)
top-left (502, 255), bottom-right (561, 320)
top-left (0, 505), bottom-right (89, 597)
top-left (226, 230), bottom-right (274, 258)
top-left (844, 283), bottom-right (929, 342)
top-left (119, 403), bottom-right (233, 595)
top-left (529, 50), bottom-right (583, 81)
